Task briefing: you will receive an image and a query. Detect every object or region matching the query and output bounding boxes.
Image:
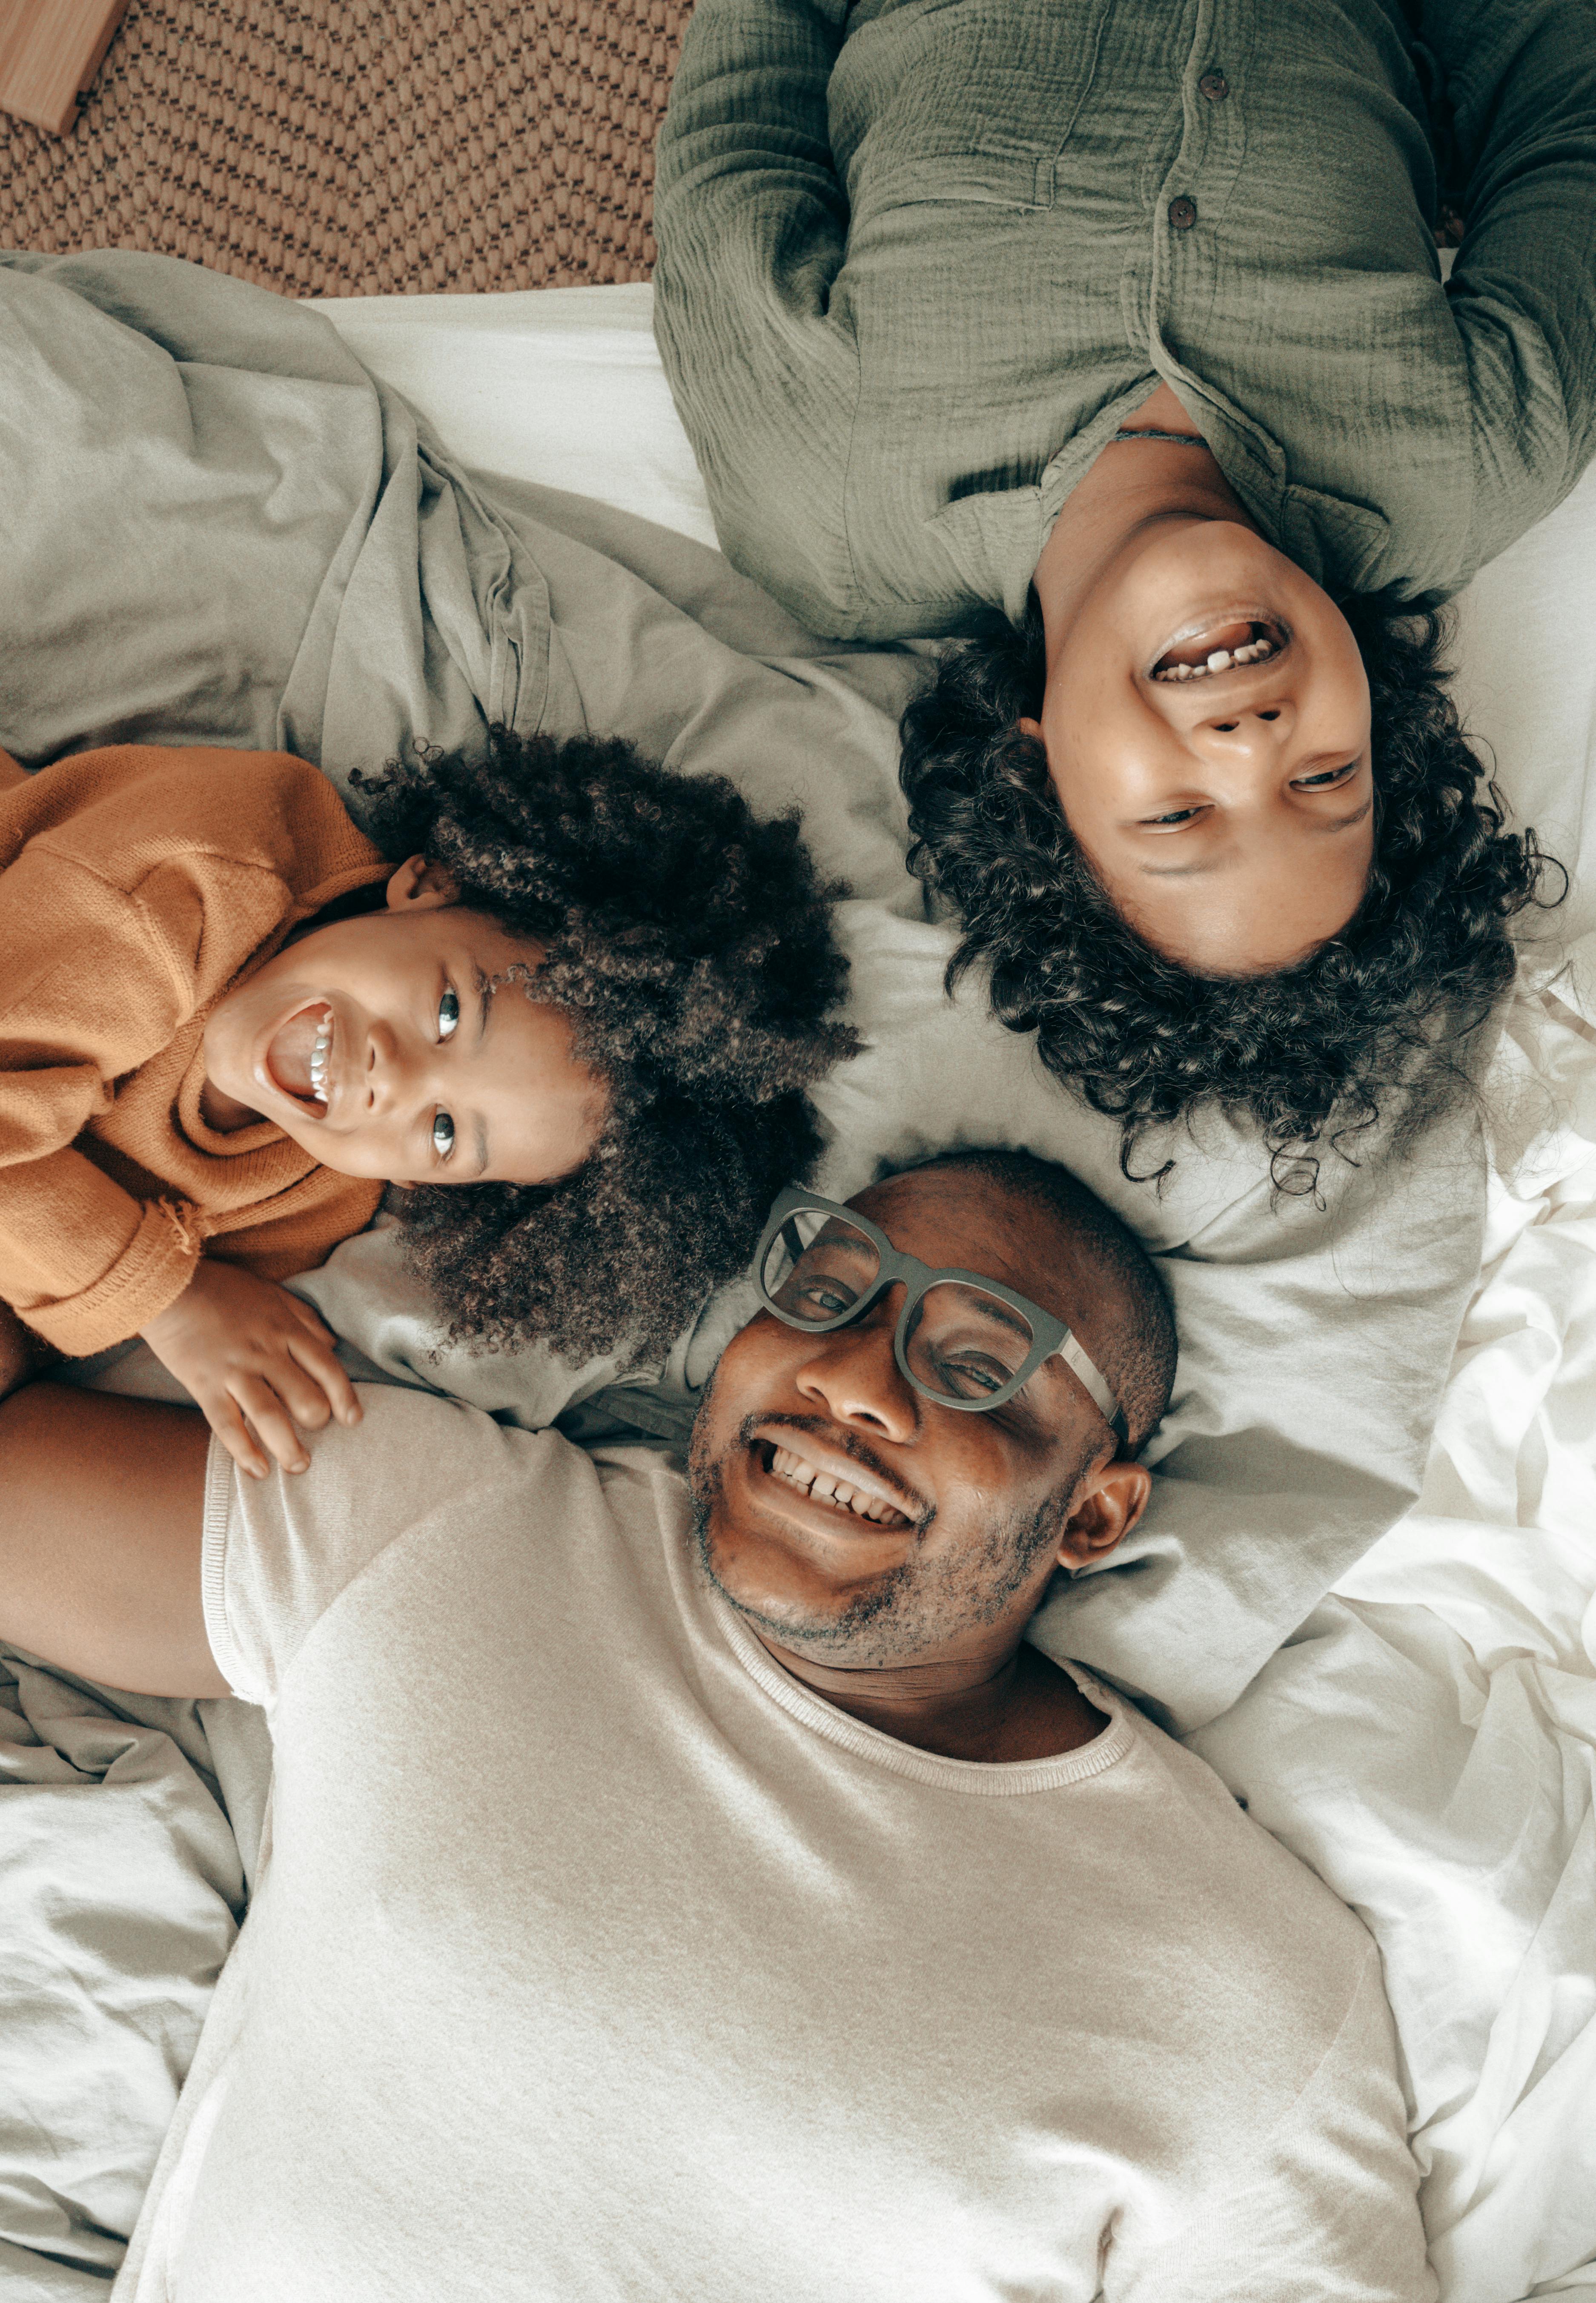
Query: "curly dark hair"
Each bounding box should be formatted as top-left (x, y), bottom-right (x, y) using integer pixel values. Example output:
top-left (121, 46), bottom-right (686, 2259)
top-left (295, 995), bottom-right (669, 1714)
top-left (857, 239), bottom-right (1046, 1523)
top-left (350, 727), bottom-right (857, 1365)
top-left (899, 592), bottom-right (1564, 1189)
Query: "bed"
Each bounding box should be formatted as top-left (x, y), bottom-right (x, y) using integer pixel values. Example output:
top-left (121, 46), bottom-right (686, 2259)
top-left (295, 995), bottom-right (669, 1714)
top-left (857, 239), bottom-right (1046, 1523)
top-left (1, 274), bottom-right (1594, 2300)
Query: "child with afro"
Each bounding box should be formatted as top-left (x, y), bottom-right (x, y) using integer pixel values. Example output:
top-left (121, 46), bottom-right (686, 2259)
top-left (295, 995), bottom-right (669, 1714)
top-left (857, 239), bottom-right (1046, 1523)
top-left (0, 729), bottom-right (855, 1476)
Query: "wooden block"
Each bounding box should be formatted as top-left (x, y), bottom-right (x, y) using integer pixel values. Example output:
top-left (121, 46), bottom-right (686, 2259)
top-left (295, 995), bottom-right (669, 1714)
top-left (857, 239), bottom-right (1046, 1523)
top-left (0, 0), bottom-right (130, 137)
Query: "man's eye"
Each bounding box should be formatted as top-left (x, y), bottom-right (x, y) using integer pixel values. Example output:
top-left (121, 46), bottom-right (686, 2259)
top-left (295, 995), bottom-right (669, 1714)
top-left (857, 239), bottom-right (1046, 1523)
top-left (799, 1280), bottom-right (855, 1317)
top-left (1293, 763), bottom-right (1358, 791)
top-left (438, 988), bottom-right (461, 1040)
top-left (432, 1110), bottom-right (456, 1158)
top-left (936, 1353), bottom-right (1011, 1400)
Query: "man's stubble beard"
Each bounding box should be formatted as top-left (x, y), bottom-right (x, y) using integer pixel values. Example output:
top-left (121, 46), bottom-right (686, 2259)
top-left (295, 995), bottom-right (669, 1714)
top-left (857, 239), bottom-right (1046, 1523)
top-left (685, 1393), bottom-right (1088, 1669)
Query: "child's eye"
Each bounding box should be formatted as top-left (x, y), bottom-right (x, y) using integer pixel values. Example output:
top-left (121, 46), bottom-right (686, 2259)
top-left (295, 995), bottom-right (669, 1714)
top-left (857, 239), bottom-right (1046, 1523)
top-left (1141, 805), bottom-right (1208, 828)
top-left (1292, 763), bottom-right (1358, 791)
top-left (432, 1110), bottom-right (455, 1158)
top-left (438, 988), bottom-right (461, 1041)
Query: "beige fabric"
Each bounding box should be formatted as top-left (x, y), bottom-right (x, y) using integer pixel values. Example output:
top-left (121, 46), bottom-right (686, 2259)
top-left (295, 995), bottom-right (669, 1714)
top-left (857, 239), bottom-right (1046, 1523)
top-left (120, 1385), bottom-right (1434, 2301)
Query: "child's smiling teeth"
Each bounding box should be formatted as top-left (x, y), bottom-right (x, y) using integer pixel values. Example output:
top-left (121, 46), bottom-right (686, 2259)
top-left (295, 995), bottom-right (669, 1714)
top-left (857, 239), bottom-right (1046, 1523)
top-left (768, 1443), bottom-right (909, 1527)
top-left (308, 1014), bottom-right (332, 1107)
top-left (1152, 622), bottom-right (1284, 683)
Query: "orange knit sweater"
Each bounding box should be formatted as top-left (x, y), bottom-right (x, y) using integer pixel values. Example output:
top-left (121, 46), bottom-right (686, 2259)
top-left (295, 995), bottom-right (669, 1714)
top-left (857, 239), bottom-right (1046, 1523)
top-left (0, 744), bottom-right (389, 1358)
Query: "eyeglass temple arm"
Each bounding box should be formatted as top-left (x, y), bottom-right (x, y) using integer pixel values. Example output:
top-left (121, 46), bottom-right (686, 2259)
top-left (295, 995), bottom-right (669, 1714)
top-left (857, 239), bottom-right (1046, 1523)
top-left (1057, 1333), bottom-right (1129, 1447)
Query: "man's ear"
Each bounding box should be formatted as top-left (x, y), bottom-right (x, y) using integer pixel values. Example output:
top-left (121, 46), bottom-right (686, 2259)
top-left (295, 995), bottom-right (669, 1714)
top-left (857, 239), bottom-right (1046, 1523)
top-left (385, 854), bottom-right (461, 912)
top-left (1056, 1459), bottom-right (1151, 1571)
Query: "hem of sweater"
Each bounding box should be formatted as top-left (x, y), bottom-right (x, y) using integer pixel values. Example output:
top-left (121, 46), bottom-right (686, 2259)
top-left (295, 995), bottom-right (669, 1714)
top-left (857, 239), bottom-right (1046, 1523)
top-left (19, 1198), bottom-right (202, 1357)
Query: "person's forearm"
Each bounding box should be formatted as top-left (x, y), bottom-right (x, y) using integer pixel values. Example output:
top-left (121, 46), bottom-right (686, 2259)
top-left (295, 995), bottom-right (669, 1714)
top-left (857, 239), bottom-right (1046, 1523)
top-left (653, 0), bottom-right (851, 394)
top-left (0, 1150), bottom-right (201, 1359)
top-left (654, 0), bottom-right (848, 214)
top-left (652, 0), bottom-right (860, 631)
top-left (1415, 0), bottom-right (1596, 559)
top-left (0, 1382), bottom-right (225, 1696)
top-left (1408, 0), bottom-right (1596, 171)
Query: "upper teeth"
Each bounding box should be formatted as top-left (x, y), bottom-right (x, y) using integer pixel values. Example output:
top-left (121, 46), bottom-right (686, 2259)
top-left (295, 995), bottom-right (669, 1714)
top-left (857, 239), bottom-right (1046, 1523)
top-left (308, 1016), bottom-right (332, 1103)
top-left (1155, 633), bottom-right (1279, 682)
top-left (769, 1444), bottom-right (908, 1525)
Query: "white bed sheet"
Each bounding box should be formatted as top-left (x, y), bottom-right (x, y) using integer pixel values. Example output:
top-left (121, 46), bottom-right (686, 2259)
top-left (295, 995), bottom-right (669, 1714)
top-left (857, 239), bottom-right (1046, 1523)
top-left (293, 288), bottom-right (1596, 2296)
top-left (1193, 965), bottom-right (1596, 2301)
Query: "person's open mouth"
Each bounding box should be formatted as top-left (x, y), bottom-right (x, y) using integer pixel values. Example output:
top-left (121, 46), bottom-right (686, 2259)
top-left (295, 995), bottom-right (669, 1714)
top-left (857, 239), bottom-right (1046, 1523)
top-left (1150, 613), bottom-right (1289, 684)
top-left (754, 1438), bottom-right (914, 1530)
top-left (261, 1001), bottom-right (335, 1114)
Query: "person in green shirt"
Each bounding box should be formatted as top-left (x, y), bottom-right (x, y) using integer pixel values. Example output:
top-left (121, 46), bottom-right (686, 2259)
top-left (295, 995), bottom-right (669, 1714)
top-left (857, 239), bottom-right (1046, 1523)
top-left (653, 0), bottom-right (1592, 1180)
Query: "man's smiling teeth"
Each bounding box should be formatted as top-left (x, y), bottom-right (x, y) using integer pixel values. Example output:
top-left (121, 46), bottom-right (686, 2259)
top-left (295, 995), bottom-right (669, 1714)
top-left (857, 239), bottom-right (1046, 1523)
top-left (769, 1444), bottom-right (908, 1526)
top-left (307, 1015), bottom-right (332, 1107)
top-left (1154, 633), bottom-right (1280, 683)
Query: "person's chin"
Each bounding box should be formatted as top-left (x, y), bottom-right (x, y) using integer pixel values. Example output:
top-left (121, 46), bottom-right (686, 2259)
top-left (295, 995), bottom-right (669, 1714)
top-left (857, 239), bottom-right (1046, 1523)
top-left (697, 1443), bottom-right (910, 1630)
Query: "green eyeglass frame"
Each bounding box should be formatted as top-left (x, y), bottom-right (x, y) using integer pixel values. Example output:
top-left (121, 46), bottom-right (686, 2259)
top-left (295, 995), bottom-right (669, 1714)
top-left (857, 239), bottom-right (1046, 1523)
top-left (754, 1188), bottom-right (1128, 1442)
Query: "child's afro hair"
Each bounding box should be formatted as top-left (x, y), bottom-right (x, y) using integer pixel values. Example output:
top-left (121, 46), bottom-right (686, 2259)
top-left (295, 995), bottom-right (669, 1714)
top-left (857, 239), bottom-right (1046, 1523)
top-left (350, 725), bottom-right (858, 1367)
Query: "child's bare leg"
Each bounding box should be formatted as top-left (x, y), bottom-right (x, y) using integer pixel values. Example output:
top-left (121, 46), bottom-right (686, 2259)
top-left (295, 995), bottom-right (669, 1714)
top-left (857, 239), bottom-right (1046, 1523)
top-left (0, 1304), bottom-right (37, 1401)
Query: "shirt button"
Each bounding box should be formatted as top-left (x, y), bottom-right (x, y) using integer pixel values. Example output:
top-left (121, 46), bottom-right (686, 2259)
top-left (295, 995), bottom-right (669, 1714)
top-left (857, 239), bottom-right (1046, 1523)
top-left (1198, 69), bottom-right (1229, 101)
top-left (1168, 195), bottom-right (1197, 230)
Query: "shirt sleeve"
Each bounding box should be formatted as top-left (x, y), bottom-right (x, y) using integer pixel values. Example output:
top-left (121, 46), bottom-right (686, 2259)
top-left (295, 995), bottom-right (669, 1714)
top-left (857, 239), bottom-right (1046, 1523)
top-left (1419, 0), bottom-right (1596, 573)
top-left (0, 849), bottom-right (202, 1353)
top-left (201, 1384), bottom-right (573, 1708)
top-left (651, 0), bottom-right (863, 636)
top-left (1106, 1945), bottom-right (1436, 2302)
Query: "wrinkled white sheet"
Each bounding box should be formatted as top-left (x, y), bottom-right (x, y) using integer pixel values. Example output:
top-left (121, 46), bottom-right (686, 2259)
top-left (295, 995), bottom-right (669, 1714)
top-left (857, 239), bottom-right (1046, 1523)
top-left (0, 1668), bottom-right (269, 2300)
top-left (1192, 957), bottom-right (1596, 2301)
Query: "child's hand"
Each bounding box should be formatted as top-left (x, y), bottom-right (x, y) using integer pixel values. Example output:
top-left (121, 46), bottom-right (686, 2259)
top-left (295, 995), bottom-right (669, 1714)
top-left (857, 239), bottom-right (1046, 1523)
top-left (140, 1261), bottom-right (362, 1478)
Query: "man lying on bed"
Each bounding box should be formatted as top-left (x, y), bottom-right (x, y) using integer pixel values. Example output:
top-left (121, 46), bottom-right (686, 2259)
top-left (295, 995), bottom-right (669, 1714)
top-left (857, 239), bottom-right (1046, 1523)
top-left (0, 1149), bottom-right (1434, 2300)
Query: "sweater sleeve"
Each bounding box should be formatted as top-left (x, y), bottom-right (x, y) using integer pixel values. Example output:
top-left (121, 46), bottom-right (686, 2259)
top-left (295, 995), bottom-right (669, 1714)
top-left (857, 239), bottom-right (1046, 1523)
top-left (0, 849), bottom-right (203, 1354)
top-left (651, 0), bottom-right (863, 636)
top-left (1418, 0), bottom-right (1596, 572)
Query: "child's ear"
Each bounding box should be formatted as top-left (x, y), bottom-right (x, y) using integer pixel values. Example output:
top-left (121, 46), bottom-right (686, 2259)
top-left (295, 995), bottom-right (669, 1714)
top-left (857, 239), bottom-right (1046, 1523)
top-left (385, 855), bottom-right (461, 913)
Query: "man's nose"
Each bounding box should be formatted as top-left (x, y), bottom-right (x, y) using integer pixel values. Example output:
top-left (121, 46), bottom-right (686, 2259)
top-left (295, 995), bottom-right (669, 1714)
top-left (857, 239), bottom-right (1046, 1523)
top-left (793, 1301), bottom-right (918, 1441)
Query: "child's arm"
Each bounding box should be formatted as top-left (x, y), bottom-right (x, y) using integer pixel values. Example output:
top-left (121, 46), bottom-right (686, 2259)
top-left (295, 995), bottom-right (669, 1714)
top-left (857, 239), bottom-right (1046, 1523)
top-left (0, 844), bottom-right (215, 1353)
top-left (0, 828), bottom-right (351, 1467)
top-left (139, 1259), bottom-right (361, 1480)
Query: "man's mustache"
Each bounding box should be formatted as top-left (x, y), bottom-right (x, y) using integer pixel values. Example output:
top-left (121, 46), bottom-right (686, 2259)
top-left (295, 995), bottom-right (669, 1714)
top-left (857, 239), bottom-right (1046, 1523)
top-left (735, 1411), bottom-right (934, 1530)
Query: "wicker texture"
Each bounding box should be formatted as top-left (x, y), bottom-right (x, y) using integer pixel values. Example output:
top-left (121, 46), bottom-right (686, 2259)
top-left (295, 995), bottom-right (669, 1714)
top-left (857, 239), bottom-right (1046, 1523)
top-left (0, 0), bottom-right (688, 295)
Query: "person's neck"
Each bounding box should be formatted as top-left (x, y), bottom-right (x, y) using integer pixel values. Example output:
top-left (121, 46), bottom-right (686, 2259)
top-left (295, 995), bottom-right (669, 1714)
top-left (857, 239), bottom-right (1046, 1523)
top-left (198, 1078), bottom-right (266, 1133)
top-left (753, 1630), bottom-right (1107, 1765)
top-left (1032, 386), bottom-right (1250, 667)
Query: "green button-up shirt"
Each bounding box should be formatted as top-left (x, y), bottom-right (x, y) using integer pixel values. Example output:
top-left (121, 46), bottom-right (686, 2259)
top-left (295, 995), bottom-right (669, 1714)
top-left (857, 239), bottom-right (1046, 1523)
top-left (654, 0), bottom-right (1596, 641)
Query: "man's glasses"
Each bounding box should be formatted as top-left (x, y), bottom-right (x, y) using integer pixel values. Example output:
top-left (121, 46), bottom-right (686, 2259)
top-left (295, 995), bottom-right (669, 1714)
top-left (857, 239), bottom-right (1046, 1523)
top-left (754, 1189), bottom-right (1127, 1441)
